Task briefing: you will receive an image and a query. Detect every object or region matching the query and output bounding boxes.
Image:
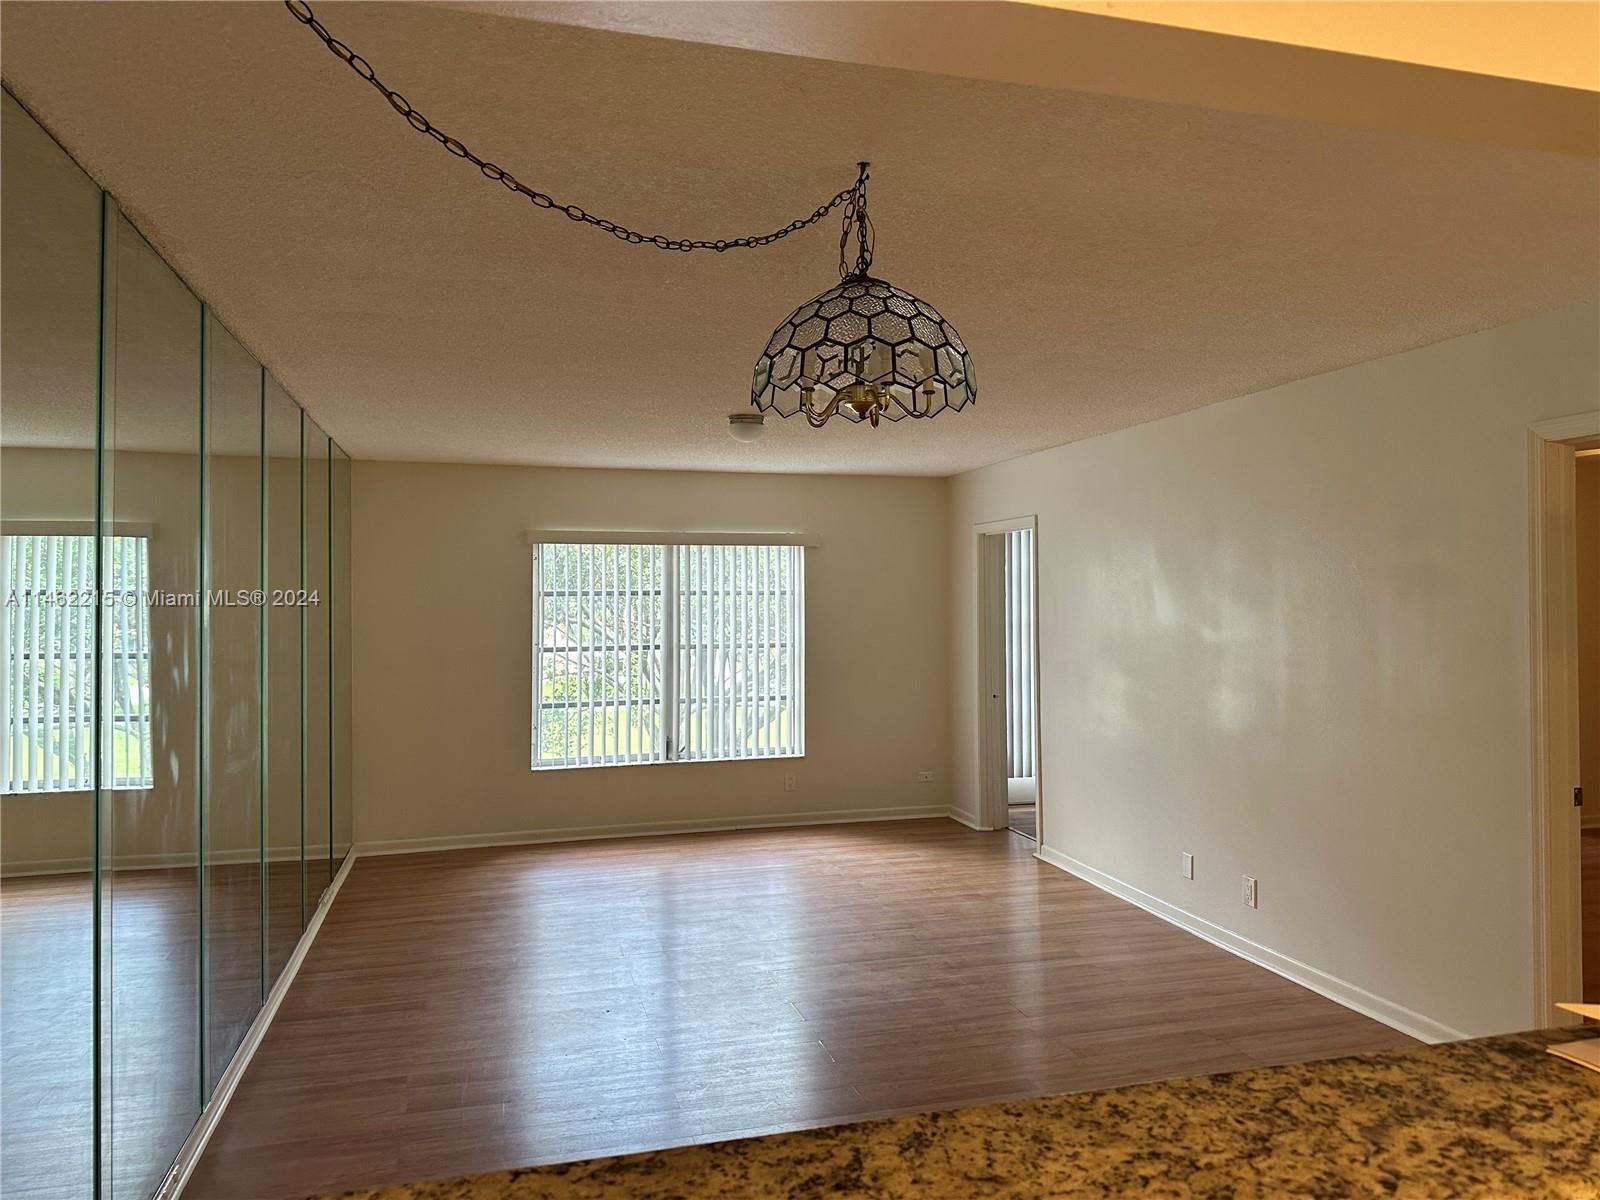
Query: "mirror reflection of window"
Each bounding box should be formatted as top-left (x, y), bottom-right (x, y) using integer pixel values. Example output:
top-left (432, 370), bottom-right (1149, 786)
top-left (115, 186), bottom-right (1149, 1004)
top-left (2, 533), bottom-right (154, 794)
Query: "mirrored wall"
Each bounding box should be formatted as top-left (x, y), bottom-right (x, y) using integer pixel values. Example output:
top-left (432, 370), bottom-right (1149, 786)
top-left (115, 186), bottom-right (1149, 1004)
top-left (1, 89), bottom-right (355, 1200)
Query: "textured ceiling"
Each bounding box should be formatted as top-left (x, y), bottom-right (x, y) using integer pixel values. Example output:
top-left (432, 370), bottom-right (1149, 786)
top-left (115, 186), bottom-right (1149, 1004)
top-left (1, 1), bottom-right (1595, 476)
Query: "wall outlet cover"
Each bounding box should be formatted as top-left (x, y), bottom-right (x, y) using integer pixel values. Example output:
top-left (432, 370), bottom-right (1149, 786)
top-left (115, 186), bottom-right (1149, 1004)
top-left (783, 769), bottom-right (797, 792)
top-left (1242, 875), bottom-right (1258, 908)
top-left (917, 770), bottom-right (935, 782)
top-left (1181, 852), bottom-right (1194, 880)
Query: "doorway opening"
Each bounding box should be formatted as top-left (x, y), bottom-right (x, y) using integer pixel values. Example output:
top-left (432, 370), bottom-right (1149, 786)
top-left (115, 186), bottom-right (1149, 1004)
top-left (1530, 413), bottom-right (1599, 1023)
top-left (978, 518), bottom-right (1040, 843)
top-left (1576, 446), bottom-right (1599, 1003)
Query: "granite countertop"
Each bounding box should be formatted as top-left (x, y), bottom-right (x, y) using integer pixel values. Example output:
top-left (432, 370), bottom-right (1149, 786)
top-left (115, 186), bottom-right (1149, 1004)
top-left (320, 1029), bottom-right (1600, 1200)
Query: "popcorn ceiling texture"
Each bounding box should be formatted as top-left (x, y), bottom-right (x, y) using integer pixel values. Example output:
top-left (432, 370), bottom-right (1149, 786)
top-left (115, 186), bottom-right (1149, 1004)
top-left (1, 1), bottom-right (1594, 476)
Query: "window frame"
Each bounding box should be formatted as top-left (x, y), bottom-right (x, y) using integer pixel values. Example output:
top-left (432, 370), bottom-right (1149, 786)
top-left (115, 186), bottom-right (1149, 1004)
top-left (530, 538), bottom-right (806, 771)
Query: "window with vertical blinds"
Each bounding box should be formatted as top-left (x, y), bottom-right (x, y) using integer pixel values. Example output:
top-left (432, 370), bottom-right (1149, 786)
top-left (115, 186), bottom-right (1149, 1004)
top-left (532, 541), bottom-right (804, 768)
top-left (2, 533), bottom-right (154, 793)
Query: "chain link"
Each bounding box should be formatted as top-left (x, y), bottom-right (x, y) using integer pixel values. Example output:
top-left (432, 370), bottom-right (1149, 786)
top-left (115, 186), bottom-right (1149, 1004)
top-left (284, 0), bottom-right (869, 265)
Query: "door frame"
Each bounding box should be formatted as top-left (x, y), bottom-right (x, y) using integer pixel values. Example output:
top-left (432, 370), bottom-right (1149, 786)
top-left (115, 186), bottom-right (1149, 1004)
top-left (1530, 410), bottom-right (1598, 1025)
top-left (975, 515), bottom-right (1042, 842)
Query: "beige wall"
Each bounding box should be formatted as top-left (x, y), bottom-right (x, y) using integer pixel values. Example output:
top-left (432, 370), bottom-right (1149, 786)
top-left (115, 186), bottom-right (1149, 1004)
top-left (1578, 454), bottom-right (1600, 825)
top-left (949, 301), bottom-right (1598, 1039)
top-left (351, 463), bottom-right (951, 849)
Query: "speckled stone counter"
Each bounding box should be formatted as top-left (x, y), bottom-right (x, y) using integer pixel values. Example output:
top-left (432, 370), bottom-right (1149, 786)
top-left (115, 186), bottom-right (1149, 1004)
top-left (319, 1030), bottom-right (1600, 1200)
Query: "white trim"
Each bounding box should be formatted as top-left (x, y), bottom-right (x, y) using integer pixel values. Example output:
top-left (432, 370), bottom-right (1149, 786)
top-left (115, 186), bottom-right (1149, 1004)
top-left (161, 848), bottom-right (357, 1200)
top-left (1035, 844), bottom-right (1468, 1045)
top-left (1529, 411), bottom-right (1593, 1027)
top-left (973, 516), bottom-right (1037, 537)
top-left (946, 807), bottom-right (983, 831)
top-left (531, 749), bottom-right (805, 772)
top-left (524, 528), bottom-right (817, 547)
top-left (356, 807), bottom-right (952, 858)
top-left (1531, 413), bottom-right (1600, 443)
top-left (974, 515), bottom-right (1041, 837)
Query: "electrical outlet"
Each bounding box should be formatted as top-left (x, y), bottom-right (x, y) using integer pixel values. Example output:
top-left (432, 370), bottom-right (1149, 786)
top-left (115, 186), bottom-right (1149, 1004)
top-left (1242, 875), bottom-right (1258, 908)
top-left (1181, 852), bottom-right (1194, 880)
top-left (917, 770), bottom-right (935, 783)
top-left (784, 768), bottom-right (797, 792)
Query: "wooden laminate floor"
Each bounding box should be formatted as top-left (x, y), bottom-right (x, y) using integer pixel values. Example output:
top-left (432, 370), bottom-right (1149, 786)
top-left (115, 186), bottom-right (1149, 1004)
top-left (186, 820), bottom-right (1415, 1200)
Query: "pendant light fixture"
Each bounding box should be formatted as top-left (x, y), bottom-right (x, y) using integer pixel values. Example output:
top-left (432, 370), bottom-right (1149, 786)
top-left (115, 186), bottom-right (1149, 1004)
top-left (751, 164), bottom-right (974, 428)
top-left (286, 2), bottom-right (976, 431)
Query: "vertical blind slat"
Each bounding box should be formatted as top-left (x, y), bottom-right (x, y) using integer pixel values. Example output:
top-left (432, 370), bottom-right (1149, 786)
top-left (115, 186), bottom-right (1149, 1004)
top-left (115, 538), bottom-right (128, 786)
top-left (757, 545), bottom-right (767, 757)
top-left (721, 545), bottom-right (731, 759)
top-left (622, 545), bottom-right (631, 762)
top-left (62, 539), bottom-right (77, 787)
top-left (581, 541), bottom-right (592, 761)
top-left (599, 544), bottom-right (610, 767)
top-left (76, 539), bottom-right (91, 785)
top-left (4, 538), bottom-right (19, 791)
top-left (27, 538), bottom-right (43, 788)
top-left (661, 546), bottom-right (673, 759)
top-left (1025, 532), bottom-right (1034, 777)
top-left (731, 547), bottom-right (741, 759)
top-left (1002, 529), bottom-right (1035, 781)
top-left (1012, 532), bottom-right (1022, 773)
top-left (42, 537), bottom-right (57, 789)
top-left (58, 538), bottom-right (72, 789)
top-left (133, 537), bottom-right (151, 785)
top-left (745, 548), bottom-right (756, 759)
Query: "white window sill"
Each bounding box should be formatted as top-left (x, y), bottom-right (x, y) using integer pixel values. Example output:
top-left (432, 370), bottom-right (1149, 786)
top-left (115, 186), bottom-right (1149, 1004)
top-left (532, 751), bottom-right (804, 772)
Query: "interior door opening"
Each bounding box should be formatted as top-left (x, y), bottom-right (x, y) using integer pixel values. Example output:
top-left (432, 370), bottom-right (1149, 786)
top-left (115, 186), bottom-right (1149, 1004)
top-left (1002, 528), bottom-right (1037, 841)
top-left (978, 519), bottom-right (1039, 844)
top-left (1576, 447), bottom-right (1599, 1002)
top-left (1530, 414), bottom-right (1599, 1026)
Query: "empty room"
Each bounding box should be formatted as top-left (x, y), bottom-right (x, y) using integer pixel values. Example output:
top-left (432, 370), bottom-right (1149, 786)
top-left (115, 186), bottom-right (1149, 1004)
top-left (1, 2), bottom-right (1597, 1198)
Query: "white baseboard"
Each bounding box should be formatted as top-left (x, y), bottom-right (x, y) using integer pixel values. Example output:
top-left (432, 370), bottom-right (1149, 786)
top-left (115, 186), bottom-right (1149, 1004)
top-left (159, 848), bottom-right (357, 1200)
top-left (357, 806), bottom-right (953, 858)
top-left (1034, 845), bottom-right (1467, 1045)
top-left (946, 807), bottom-right (985, 831)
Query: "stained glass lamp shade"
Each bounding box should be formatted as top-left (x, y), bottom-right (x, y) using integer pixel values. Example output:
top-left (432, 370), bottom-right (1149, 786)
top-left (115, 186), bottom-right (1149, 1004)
top-left (750, 274), bottom-right (977, 427)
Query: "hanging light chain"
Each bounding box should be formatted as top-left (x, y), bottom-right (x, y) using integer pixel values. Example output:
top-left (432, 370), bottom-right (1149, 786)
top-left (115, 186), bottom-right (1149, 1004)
top-left (283, 0), bottom-right (865, 254)
top-left (836, 163), bottom-right (874, 280)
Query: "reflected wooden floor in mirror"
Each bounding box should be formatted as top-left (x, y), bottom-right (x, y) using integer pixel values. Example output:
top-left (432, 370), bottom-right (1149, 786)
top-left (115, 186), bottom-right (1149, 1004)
top-left (0, 870), bottom-right (96, 1200)
top-left (0, 860), bottom-right (307, 1200)
top-left (185, 819), bottom-right (1415, 1200)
